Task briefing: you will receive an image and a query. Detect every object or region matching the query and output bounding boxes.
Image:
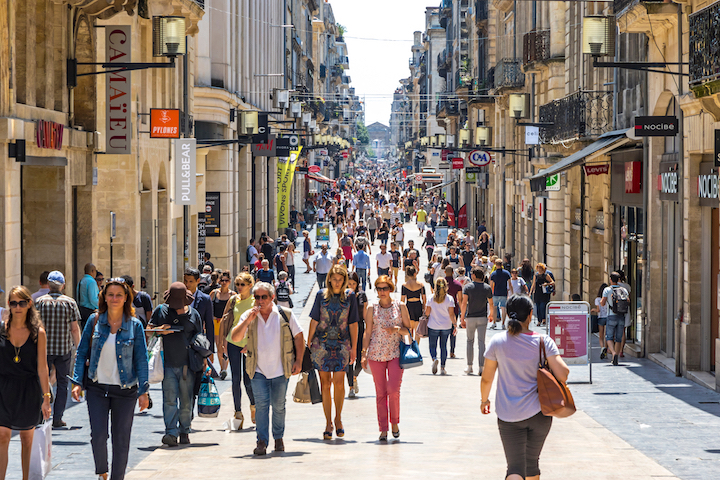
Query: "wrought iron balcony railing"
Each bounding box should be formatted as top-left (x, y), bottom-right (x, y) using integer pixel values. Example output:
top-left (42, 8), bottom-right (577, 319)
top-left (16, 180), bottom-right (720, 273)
top-left (494, 58), bottom-right (525, 89)
top-left (538, 90), bottom-right (614, 144)
top-left (194, 0), bottom-right (205, 8)
top-left (523, 30), bottom-right (550, 66)
top-left (689, 2), bottom-right (720, 89)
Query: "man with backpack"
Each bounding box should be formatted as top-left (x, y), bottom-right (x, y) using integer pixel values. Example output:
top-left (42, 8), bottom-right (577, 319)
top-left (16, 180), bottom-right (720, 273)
top-left (600, 272), bottom-right (630, 366)
top-left (247, 238), bottom-right (259, 270)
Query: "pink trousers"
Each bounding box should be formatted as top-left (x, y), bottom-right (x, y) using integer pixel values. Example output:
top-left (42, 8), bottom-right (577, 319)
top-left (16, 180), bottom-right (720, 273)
top-left (368, 358), bottom-right (403, 431)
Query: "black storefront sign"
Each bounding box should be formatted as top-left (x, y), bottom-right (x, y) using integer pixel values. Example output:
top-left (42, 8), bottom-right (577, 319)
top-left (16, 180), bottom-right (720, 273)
top-left (466, 167), bottom-right (481, 173)
top-left (297, 166), bottom-right (309, 174)
top-left (658, 161), bottom-right (679, 201)
top-left (715, 130), bottom-right (720, 167)
top-left (205, 192), bottom-right (221, 237)
top-left (698, 162), bottom-right (719, 207)
top-left (275, 135), bottom-right (300, 157)
top-left (197, 213), bottom-right (206, 264)
top-left (634, 116), bottom-right (678, 137)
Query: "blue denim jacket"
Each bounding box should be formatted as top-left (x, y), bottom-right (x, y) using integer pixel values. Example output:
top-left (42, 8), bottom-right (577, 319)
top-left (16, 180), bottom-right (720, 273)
top-left (71, 312), bottom-right (149, 395)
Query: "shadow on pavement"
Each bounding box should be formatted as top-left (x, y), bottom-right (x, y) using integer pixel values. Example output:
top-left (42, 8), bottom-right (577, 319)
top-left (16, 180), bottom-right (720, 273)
top-left (293, 438), bottom-right (358, 444)
top-left (232, 451), bottom-right (310, 459)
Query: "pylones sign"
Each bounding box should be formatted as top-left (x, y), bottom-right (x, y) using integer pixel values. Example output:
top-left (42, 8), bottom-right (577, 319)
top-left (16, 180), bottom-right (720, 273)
top-left (175, 139), bottom-right (196, 206)
top-left (106, 26), bottom-right (132, 154)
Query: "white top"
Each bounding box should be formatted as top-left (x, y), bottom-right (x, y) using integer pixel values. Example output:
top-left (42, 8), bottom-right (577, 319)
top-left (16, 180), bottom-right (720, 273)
top-left (509, 278), bottom-right (527, 295)
top-left (241, 305), bottom-right (303, 379)
top-left (285, 250), bottom-right (295, 266)
top-left (248, 245), bottom-right (259, 262)
top-left (428, 295), bottom-right (455, 330)
top-left (376, 252), bottom-right (393, 269)
top-left (432, 262), bottom-right (444, 284)
top-left (97, 333), bottom-right (122, 386)
top-left (594, 297), bottom-right (608, 318)
top-left (317, 208), bottom-right (326, 219)
top-left (395, 226), bottom-right (404, 241)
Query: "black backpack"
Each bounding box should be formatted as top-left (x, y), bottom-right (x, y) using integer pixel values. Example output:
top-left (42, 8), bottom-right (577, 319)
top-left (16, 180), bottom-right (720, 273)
top-left (246, 245), bottom-right (253, 263)
top-left (610, 286), bottom-right (630, 314)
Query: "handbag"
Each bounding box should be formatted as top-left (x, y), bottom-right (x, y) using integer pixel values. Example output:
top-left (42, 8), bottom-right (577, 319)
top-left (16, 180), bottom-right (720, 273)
top-left (197, 373), bottom-right (221, 418)
top-left (301, 346), bottom-right (313, 373)
top-left (308, 368), bottom-right (322, 404)
top-left (537, 340), bottom-right (576, 418)
top-left (147, 335), bottom-right (164, 384)
top-left (417, 315), bottom-right (429, 337)
top-left (399, 335), bottom-right (423, 369)
top-left (218, 295), bottom-right (238, 342)
top-left (188, 332), bottom-right (213, 372)
top-left (293, 372), bottom-right (312, 403)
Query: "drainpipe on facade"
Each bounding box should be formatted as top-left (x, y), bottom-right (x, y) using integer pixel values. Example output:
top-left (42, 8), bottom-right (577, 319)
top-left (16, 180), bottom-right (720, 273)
top-left (674, 2), bottom-right (684, 376)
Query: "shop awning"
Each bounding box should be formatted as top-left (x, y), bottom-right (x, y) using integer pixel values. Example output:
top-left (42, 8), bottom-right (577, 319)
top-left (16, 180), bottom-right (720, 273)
top-left (530, 129), bottom-right (633, 192)
top-left (426, 179), bottom-right (458, 192)
top-left (414, 173), bottom-right (445, 184)
top-left (307, 172), bottom-right (335, 184)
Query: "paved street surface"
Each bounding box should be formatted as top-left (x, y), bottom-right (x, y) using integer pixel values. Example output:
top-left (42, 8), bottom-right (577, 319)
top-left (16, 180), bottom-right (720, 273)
top-left (8, 223), bottom-right (720, 479)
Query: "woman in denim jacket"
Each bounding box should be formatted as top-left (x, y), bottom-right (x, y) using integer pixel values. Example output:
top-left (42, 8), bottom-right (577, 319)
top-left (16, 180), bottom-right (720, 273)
top-left (71, 278), bottom-right (149, 480)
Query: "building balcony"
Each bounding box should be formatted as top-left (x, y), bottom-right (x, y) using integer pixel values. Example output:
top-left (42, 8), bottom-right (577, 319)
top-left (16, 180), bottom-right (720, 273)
top-left (538, 90), bottom-right (614, 144)
top-left (436, 99), bottom-right (460, 119)
top-left (468, 78), bottom-right (494, 105)
top-left (614, 0), bottom-right (678, 34)
top-left (523, 30), bottom-right (550, 68)
top-left (455, 69), bottom-right (473, 96)
top-left (690, 2), bottom-right (720, 94)
top-left (493, 58), bottom-right (525, 89)
top-left (339, 56), bottom-right (349, 69)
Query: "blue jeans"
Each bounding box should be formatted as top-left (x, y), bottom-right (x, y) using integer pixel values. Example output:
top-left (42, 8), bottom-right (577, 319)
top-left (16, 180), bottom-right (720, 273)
top-left (428, 327), bottom-right (452, 366)
top-left (162, 366), bottom-right (194, 437)
top-left (356, 268), bottom-right (368, 291)
top-left (317, 273), bottom-right (328, 289)
top-left (606, 314), bottom-right (624, 343)
top-left (227, 343), bottom-right (255, 412)
top-left (378, 267), bottom-right (390, 277)
top-left (250, 372), bottom-right (290, 444)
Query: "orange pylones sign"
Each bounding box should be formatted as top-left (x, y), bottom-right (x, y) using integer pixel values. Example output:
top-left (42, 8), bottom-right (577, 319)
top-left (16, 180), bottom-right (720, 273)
top-left (150, 109), bottom-right (181, 138)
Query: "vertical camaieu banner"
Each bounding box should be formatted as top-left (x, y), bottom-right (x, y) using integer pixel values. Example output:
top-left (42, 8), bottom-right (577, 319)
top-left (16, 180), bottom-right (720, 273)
top-left (106, 26), bottom-right (132, 154)
top-left (175, 139), bottom-right (196, 205)
top-left (277, 147), bottom-right (302, 229)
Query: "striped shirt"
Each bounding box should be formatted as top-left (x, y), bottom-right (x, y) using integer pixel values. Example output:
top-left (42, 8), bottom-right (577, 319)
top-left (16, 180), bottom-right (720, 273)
top-left (35, 293), bottom-right (81, 356)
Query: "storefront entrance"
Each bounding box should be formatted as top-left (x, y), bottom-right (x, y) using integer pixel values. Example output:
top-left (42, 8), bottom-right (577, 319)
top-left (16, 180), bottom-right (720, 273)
top-left (616, 205), bottom-right (644, 344)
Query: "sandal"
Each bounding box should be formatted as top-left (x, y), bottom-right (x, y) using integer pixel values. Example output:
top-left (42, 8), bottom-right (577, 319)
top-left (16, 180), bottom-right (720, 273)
top-left (323, 430), bottom-right (333, 440)
top-left (379, 432), bottom-right (388, 442)
top-left (336, 428), bottom-right (345, 438)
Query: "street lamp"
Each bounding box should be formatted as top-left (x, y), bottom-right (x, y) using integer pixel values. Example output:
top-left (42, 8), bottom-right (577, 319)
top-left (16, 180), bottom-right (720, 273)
top-left (152, 16), bottom-right (186, 56)
top-left (239, 111), bottom-right (259, 135)
top-left (421, 136), bottom-right (428, 146)
top-left (430, 136), bottom-right (437, 147)
top-left (302, 112), bottom-right (311, 127)
top-left (437, 134), bottom-right (446, 147)
top-left (459, 129), bottom-right (471, 147)
top-left (509, 93), bottom-right (530, 119)
top-left (290, 102), bottom-right (302, 118)
top-left (273, 88), bottom-right (290, 109)
top-left (475, 126), bottom-right (492, 147)
top-left (582, 16), bottom-right (615, 57)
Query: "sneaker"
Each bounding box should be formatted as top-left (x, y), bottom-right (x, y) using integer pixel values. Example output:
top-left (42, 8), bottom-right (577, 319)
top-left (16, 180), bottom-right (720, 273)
top-left (432, 359), bottom-right (439, 375)
top-left (161, 434), bottom-right (178, 447)
top-left (440, 367), bottom-right (447, 375)
top-left (612, 354), bottom-right (619, 366)
top-left (219, 370), bottom-right (228, 380)
top-left (274, 439), bottom-right (285, 452)
top-left (450, 352), bottom-right (456, 358)
top-left (179, 433), bottom-right (190, 445)
top-left (464, 366), bottom-right (473, 375)
top-left (490, 323), bottom-right (496, 330)
top-left (348, 390), bottom-right (356, 398)
top-left (600, 347), bottom-right (607, 360)
top-left (254, 440), bottom-right (267, 456)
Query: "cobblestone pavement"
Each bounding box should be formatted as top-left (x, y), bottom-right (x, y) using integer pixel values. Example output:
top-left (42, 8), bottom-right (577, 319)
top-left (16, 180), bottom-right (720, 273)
top-left (7, 222), bottom-right (720, 479)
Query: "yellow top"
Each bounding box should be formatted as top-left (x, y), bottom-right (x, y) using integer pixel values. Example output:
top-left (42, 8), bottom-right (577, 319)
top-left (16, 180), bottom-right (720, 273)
top-left (226, 295), bottom-right (255, 347)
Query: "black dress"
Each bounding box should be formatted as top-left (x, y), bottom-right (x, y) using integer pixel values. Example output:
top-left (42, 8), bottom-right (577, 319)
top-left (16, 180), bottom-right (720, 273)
top-left (0, 334), bottom-right (43, 430)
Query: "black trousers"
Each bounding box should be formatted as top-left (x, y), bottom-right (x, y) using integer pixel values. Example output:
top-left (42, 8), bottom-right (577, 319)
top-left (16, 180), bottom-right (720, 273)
top-left (498, 412), bottom-right (552, 479)
top-left (48, 352), bottom-right (72, 423)
top-left (347, 320), bottom-right (365, 387)
top-left (86, 382), bottom-right (138, 480)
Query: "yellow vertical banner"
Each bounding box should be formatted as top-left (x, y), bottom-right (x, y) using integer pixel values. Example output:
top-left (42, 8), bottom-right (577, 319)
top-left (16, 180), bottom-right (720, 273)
top-left (277, 147), bottom-right (302, 230)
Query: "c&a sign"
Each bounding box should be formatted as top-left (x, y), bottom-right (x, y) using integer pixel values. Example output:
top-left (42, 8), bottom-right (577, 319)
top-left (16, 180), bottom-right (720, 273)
top-left (106, 26), bottom-right (131, 154)
top-left (150, 109), bottom-right (180, 138)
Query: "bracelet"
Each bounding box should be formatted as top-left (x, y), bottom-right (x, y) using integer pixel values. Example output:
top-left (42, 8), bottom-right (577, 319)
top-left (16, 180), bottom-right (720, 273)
top-left (481, 399), bottom-right (490, 405)
top-left (43, 393), bottom-right (52, 398)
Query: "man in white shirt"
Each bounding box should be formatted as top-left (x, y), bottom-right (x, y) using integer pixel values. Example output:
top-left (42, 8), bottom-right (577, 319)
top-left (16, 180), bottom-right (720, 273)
top-left (317, 206), bottom-right (326, 222)
top-left (376, 244), bottom-right (393, 277)
top-left (230, 282), bottom-right (304, 455)
top-left (394, 220), bottom-right (405, 250)
top-left (313, 244), bottom-right (333, 289)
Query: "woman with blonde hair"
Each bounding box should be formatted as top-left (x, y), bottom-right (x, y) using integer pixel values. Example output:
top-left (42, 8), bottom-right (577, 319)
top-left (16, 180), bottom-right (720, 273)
top-left (210, 270), bottom-right (235, 379)
top-left (0, 286), bottom-right (51, 480)
top-left (308, 264), bottom-right (360, 439)
top-left (530, 263), bottom-right (555, 326)
top-left (424, 278), bottom-right (458, 375)
top-left (219, 272), bottom-right (256, 427)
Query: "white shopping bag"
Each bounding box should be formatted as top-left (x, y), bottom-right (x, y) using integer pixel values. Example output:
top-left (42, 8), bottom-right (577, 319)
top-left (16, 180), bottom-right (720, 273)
top-left (147, 336), bottom-right (164, 384)
top-left (29, 421), bottom-right (52, 480)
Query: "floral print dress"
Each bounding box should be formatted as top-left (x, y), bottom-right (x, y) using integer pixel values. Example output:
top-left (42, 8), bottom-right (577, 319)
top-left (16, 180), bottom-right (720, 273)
top-left (309, 290), bottom-right (359, 372)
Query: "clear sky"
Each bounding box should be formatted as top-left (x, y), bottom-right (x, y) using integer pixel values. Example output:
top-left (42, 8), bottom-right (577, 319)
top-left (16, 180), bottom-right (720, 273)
top-left (329, 1), bottom-right (427, 127)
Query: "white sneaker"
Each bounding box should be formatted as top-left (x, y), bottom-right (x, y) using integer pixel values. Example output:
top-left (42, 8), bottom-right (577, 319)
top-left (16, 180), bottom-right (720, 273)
top-left (348, 390), bottom-right (356, 398)
top-left (432, 359), bottom-right (439, 375)
top-left (440, 367), bottom-right (447, 375)
top-left (464, 366), bottom-right (473, 375)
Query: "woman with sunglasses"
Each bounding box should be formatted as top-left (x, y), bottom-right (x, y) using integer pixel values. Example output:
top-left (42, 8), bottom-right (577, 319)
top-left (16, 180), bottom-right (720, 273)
top-left (346, 271), bottom-right (368, 398)
top-left (0, 286), bottom-right (51, 480)
top-left (219, 272), bottom-right (256, 428)
top-left (361, 276), bottom-right (411, 441)
top-left (210, 270), bottom-right (235, 380)
top-left (308, 264), bottom-right (359, 440)
top-left (71, 278), bottom-right (149, 480)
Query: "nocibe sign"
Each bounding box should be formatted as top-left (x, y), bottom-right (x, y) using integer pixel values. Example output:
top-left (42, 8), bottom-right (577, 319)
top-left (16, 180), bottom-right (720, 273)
top-left (634, 116), bottom-right (678, 137)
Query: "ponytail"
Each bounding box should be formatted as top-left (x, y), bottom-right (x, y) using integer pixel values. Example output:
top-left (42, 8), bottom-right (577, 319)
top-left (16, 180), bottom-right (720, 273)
top-left (506, 294), bottom-right (534, 336)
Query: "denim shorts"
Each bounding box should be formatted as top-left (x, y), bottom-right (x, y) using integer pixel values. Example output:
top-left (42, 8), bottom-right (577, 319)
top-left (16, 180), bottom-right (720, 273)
top-left (493, 296), bottom-right (508, 308)
top-left (605, 315), bottom-right (624, 342)
top-left (597, 316), bottom-right (607, 326)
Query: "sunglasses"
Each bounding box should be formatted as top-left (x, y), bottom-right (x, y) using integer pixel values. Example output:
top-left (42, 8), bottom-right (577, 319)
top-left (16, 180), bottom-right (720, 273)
top-left (254, 294), bottom-right (269, 300)
top-left (107, 277), bottom-right (126, 284)
top-left (236, 282), bottom-right (248, 287)
top-left (220, 279), bottom-right (230, 283)
top-left (376, 286), bottom-right (390, 292)
top-left (9, 300), bottom-right (28, 308)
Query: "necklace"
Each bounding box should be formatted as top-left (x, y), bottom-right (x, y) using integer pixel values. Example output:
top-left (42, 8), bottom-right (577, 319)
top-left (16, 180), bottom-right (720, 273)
top-left (13, 345), bottom-right (20, 363)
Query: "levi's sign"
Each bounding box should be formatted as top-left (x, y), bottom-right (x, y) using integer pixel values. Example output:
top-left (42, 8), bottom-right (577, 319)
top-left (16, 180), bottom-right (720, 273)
top-left (634, 116), bottom-right (678, 137)
top-left (106, 26), bottom-right (132, 154)
top-left (583, 164), bottom-right (609, 176)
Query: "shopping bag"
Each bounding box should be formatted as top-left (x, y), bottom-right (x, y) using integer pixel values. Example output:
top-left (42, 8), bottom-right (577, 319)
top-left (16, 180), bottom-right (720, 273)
top-left (293, 372), bottom-right (312, 403)
top-left (417, 315), bottom-right (429, 337)
top-left (147, 336), bottom-right (164, 384)
top-left (399, 336), bottom-right (423, 369)
top-left (197, 374), bottom-right (221, 418)
top-left (308, 369), bottom-right (322, 404)
top-left (29, 421), bottom-right (52, 480)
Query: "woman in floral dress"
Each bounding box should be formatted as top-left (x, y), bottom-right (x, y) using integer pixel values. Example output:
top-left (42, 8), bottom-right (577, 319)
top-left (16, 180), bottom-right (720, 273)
top-left (308, 264), bottom-right (359, 440)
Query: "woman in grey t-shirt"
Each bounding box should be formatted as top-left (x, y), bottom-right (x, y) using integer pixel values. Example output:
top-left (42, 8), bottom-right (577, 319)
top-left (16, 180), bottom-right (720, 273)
top-left (480, 295), bottom-right (569, 480)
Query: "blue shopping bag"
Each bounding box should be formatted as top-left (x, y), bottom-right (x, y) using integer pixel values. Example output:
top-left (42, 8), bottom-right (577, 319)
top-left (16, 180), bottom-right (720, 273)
top-left (198, 373), bottom-right (221, 418)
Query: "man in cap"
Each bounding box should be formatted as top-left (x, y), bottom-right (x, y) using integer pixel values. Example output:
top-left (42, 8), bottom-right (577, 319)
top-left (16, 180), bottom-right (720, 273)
top-left (149, 282), bottom-right (203, 447)
top-left (35, 271), bottom-right (82, 428)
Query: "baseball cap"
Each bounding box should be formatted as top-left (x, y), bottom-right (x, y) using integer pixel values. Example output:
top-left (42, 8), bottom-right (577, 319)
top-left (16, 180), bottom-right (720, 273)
top-left (48, 271), bottom-right (65, 285)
